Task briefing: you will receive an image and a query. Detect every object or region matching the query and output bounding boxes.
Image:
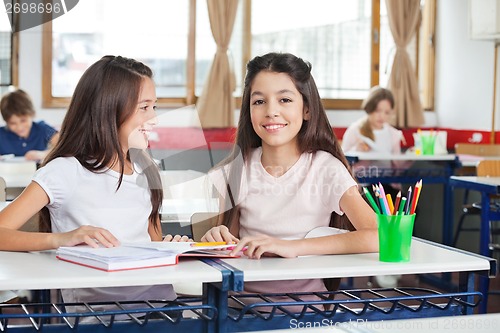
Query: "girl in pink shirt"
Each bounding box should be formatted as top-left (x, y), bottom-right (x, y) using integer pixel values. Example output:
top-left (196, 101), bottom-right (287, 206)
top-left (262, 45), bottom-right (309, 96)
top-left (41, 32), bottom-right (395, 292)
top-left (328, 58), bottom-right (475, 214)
top-left (203, 52), bottom-right (378, 295)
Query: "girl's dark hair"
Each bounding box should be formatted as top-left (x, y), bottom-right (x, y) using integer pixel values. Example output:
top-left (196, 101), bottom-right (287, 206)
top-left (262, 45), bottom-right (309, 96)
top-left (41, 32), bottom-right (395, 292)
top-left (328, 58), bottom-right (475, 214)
top-left (219, 52), bottom-right (354, 232)
top-left (0, 89), bottom-right (36, 121)
top-left (359, 86), bottom-right (395, 141)
top-left (39, 55), bottom-right (162, 233)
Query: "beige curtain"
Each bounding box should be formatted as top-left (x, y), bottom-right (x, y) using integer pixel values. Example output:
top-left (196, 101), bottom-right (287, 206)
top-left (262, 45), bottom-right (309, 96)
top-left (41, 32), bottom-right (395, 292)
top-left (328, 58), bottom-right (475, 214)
top-left (386, 0), bottom-right (424, 127)
top-left (196, 0), bottom-right (239, 128)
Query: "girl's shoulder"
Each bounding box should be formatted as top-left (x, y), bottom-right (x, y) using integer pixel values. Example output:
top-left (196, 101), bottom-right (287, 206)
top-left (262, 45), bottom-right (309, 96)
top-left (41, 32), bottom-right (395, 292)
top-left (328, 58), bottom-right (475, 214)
top-left (40, 157), bottom-right (83, 175)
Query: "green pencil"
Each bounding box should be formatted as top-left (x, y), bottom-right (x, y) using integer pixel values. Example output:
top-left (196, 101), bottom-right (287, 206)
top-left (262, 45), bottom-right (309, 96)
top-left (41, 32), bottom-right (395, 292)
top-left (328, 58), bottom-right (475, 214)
top-left (363, 187), bottom-right (381, 214)
top-left (397, 197), bottom-right (407, 215)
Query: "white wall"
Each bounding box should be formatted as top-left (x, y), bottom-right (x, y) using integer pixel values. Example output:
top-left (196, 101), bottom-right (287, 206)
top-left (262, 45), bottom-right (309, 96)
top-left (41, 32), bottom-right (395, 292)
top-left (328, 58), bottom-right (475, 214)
top-left (11, 0), bottom-right (496, 131)
top-left (435, 0), bottom-right (497, 131)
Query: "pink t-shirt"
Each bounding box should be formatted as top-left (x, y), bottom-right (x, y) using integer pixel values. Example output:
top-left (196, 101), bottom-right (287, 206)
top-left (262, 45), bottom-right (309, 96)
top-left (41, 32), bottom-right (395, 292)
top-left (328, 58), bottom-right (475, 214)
top-left (210, 147), bottom-right (357, 294)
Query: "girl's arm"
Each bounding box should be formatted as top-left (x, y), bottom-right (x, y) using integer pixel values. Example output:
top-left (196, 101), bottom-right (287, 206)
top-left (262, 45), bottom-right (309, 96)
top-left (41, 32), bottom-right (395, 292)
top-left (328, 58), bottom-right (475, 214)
top-left (0, 182), bottom-right (120, 251)
top-left (229, 186), bottom-right (378, 258)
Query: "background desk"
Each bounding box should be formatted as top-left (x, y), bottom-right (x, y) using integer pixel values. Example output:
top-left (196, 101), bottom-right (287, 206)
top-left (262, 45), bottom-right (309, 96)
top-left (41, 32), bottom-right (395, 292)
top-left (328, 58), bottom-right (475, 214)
top-left (345, 153), bottom-right (459, 246)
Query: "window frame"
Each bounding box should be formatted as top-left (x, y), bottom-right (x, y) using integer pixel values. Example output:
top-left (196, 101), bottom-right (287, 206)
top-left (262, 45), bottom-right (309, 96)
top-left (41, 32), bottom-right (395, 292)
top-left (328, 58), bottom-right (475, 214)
top-left (41, 0), bottom-right (435, 111)
top-left (1, 12), bottom-right (19, 92)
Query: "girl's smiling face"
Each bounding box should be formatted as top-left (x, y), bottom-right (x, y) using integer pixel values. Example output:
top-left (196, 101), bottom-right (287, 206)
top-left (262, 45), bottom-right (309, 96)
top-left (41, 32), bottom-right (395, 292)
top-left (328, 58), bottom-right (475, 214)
top-left (119, 77), bottom-right (158, 151)
top-left (249, 71), bottom-right (309, 152)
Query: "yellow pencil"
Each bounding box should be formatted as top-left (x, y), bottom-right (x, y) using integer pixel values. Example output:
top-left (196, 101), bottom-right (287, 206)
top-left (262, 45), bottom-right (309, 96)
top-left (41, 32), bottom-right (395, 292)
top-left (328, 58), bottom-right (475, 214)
top-left (191, 242), bottom-right (229, 247)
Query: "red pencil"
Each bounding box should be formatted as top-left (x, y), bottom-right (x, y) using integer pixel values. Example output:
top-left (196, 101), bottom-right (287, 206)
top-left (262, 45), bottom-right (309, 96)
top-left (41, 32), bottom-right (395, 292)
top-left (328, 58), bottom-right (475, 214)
top-left (410, 180), bottom-right (422, 214)
top-left (393, 191), bottom-right (401, 215)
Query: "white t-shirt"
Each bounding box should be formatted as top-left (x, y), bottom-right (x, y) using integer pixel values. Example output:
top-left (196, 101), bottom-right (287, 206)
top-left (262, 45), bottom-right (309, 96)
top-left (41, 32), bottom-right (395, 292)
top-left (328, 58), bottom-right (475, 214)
top-left (210, 147), bottom-right (357, 293)
top-left (342, 117), bottom-right (402, 154)
top-left (33, 157), bottom-right (175, 306)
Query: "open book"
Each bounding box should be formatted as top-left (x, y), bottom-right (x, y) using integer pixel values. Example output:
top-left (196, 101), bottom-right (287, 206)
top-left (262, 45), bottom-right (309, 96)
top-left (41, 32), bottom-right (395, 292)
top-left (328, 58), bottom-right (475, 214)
top-left (56, 242), bottom-right (238, 272)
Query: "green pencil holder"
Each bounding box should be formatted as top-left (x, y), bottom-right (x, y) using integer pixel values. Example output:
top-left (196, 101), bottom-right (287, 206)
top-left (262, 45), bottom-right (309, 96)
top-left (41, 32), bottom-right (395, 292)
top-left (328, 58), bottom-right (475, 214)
top-left (377, 213), bottom-right (415, 262)
top-left (420, 135), bottom-right (436, 155)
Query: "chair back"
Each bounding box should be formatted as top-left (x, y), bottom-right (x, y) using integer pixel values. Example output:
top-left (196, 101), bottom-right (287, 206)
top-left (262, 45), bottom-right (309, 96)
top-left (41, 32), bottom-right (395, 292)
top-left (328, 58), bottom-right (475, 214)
top-left (476, 160), bottom-right (500, 177)
top-left (0, 177), bottom-right (6, 201)
top-left (190, 212), bottom-right (219, 241)
top-left (455, 143), bottom-right (500, 156)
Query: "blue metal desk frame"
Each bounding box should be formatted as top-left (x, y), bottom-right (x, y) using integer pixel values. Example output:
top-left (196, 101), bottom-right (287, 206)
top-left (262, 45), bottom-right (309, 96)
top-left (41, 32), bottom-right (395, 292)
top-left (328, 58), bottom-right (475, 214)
top-left (449, 176), bottom-right (500, 313)
top-left (205, 238), bottom-right (495, 332)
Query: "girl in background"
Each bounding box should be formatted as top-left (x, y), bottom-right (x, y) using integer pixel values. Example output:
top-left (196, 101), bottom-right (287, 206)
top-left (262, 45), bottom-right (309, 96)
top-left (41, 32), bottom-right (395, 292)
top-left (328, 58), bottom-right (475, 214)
top-left (342, 86), bottom-right (403, 154)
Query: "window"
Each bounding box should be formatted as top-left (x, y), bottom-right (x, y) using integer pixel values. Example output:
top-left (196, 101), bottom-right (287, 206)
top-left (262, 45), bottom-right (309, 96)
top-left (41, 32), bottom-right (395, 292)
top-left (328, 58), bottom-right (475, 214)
top-left (42, 0), bottom-right (434, 110)
top-left (0, 2), bottom-right (17, 96)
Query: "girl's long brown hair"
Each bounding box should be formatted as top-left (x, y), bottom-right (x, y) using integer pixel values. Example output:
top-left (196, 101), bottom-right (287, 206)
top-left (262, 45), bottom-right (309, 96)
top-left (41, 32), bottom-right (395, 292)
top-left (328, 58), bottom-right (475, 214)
top-left (39, 56), bottom-right (162, 233)
top-left (218, 52), bottom-right (355, 232)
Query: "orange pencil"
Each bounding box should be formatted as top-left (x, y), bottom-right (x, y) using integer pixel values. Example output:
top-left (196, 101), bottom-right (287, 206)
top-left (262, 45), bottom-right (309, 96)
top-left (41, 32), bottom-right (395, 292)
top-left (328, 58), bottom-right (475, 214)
top-left (410, 180), bottom-right (422, 214)
top-left (386, 194), bottom-right (394, 215)
top-left (393, 191), bottom-right (401, 215)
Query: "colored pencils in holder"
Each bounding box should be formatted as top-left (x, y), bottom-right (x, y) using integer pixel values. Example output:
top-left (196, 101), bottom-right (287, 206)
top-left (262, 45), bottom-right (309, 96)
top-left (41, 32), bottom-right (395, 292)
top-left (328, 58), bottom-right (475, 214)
top-left (365, 181), bottom-right (423, 216)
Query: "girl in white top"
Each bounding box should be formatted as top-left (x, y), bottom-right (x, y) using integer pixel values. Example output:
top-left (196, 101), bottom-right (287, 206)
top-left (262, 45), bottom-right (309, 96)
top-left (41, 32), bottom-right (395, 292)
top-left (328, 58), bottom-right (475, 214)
top-left (0, 56), bottom-right (186, 308)
top-left (342, 86), bottom-right (403, 154)
top-left (203, 52), bottom-right (378, 295)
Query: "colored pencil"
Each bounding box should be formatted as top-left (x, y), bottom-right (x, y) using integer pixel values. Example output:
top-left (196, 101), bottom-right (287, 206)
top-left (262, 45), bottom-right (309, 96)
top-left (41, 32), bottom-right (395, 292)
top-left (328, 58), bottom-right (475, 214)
top-left (377, 183), bottom-right (391, 215)
top-left (375, 190), bottom-right (387, 215)
top-left (386, 194), bottom-right (394, 215)
top-left (393, 191), bottom-right (401, 215)
top-left (363, 187), bottom-right (381, 214)
top-left (404, 186), bottom-right (412, 214)
top-left (410, 180), bottom-right (422, 214)
top-left (397, 197), bottom-right (407, 215)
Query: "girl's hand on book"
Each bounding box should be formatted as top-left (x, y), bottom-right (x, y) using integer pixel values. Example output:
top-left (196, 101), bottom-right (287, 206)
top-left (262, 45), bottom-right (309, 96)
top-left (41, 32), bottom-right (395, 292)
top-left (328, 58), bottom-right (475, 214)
top-left (201, 225), bottom-right (239, 244)
top-left (163, 234), bottom-right (193, 242)
top-left (57, 225), bottom-right (120, 248)
top-left (230, 236), bottom-right (296, 259)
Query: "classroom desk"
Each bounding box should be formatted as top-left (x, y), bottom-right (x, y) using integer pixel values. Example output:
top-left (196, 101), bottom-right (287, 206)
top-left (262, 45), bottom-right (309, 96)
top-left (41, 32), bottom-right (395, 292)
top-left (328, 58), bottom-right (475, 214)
top-left (449, 176), bottom-right (500, 313)
top-left (345, 153), bottom-right (459, 246)
top-left (448, 176), bottom-right (500, 259)
top-left (0, 239), bottom-right (495, 333)
top-left (0, 250), bottom-right (227, 332)
top-left (215, 238), bottom-right (495, 332)
top-left (457, 155), bottom-right (500, 168)
top-left (0, 159), bottom-right (37, 189)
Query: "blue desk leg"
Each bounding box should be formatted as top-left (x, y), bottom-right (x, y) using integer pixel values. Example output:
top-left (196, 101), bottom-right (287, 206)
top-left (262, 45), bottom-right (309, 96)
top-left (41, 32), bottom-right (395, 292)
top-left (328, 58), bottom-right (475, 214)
top-left (458, 271), bottom-right (475, 315)
top-left (479, 192), bottom-right (491, 314)
top-left (443, 180), bottom-right (453, 246)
